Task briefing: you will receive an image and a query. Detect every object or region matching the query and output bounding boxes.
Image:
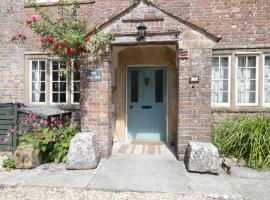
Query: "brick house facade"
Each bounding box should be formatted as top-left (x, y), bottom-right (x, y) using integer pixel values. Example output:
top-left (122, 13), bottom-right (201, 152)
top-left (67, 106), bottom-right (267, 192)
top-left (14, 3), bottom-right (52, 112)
top-left (1, 0), bottom-right (270, 159)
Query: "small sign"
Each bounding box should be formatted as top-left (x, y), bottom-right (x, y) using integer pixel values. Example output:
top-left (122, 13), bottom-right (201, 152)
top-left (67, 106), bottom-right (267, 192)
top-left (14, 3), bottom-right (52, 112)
top-left (189, 76), bottom-right (199, 84)
top-left (86, 70), bottom-right (102, 82)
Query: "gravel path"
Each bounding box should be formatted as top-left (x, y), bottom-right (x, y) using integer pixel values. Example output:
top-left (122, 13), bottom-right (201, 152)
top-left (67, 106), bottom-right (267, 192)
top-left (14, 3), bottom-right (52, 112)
top-left (0, 186), bottom-right (218, 200)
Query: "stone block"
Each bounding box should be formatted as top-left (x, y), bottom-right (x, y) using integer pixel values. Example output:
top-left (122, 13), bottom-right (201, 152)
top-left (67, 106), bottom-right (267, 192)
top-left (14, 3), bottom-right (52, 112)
top-left (185, 142), bottom-right (220, 174)
top-left (66, 132), bottom-right (100, 170)
top-left (15, 145), bottom-right (41, 169)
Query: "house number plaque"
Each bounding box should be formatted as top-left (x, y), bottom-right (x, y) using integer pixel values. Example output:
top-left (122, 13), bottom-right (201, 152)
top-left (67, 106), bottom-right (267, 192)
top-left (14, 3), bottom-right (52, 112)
top-left (86, 69), bottom-right (102, 81)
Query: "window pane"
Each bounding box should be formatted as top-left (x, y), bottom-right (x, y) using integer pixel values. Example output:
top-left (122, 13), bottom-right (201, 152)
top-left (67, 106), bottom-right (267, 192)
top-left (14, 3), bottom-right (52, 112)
top-left (247, 80), bottom-right (256, 91)
top-left (221, 57), bottom-right (228, 68)
top-left (60, 93), bottom-right (66, 103)
top-left (40, 61), bottom-right (45, 70)
top-left (211, 56), bottom-right (230, 104)
top-left (212, 58), bottom-right (219, 68)
top-left (32, 92), bottom-right (45, 103)
top-left (53, 93), bottom-right (58, 103)
top-left (247, 68), bottom-right (256, 79)
top-left (53, 72), bottom-right (58, 81)
top-left (219, 80), bottom-right (228, 91)
top-left (31, 60), bottom-right (46, 103)
top-left (248, 92), bottom-right (256, 103)
top-left (74, 93), bottom-right (80, 103)
top-left (52, 83), bottom-right (59, 92)
top-left (155, 70), bottom-right (163, 103)
top-left (237, 56), bottom-right (257, 104)
top-left (212, 68), bottom-right (219, 80)
top-left (32, 61), bottom-right (38, 70)
top-left (220, 68), bottom-right (228, 79)
top-left (221, 92), bottom-right (229, 103)
top-left (73, 82), bottom-right (80, 92)
top-left (264, 56), bottom-right (270, 103)
top-left (52, 61), bottom-right (58, 70)
top-left (131, 71), bottom-right (139, 103)
top-left (238, 56), bottom-right (246, 68)
top-left (60, 82), bottom-right (66, 92)
top-left (248, 56), bottom-right (256, 68)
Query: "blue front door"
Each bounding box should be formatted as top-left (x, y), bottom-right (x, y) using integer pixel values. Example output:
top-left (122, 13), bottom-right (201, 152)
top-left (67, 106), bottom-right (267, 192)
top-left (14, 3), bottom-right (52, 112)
top-left (127, 67), bottom-right (167, 141)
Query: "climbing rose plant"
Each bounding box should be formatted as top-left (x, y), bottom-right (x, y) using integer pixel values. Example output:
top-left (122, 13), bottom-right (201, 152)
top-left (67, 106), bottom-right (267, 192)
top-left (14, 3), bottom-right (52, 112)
top-left (11, 0), bottom-right (114, 75)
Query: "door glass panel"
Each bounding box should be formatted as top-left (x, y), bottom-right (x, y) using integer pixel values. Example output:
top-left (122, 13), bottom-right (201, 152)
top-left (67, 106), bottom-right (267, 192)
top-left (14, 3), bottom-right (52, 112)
top-left (155, 70), bottom-right (163, 103)
top-left (131, 71), bottom-right (139, 103)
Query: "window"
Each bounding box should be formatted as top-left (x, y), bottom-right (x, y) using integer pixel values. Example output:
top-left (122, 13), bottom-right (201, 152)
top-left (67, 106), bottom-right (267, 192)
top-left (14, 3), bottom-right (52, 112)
top-left (30, 60), bottom-right (46, 103)
top-left (130, 71), bottom-right (139, 103)
top-left (51, 61), bottom-right (67, 104)
top-left (29, 58), bottom-right (80, 105)
top-left (264, 55), bottom-right (270, 105)
top-left (236, 55), bottom-right (258, 105)
top-left (211, 56), bottom-right (230, 105)
top-left (155, 70), bottom-right (163, 103)
top-left (72, 68), bottom-right (80, 104)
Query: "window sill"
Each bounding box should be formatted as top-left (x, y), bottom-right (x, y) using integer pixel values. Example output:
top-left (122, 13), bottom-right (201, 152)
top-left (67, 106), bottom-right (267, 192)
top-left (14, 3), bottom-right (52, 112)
top-left (24, 0), bottom-right (95, 8)
top-left (212, 107), bottom-right (270, 113)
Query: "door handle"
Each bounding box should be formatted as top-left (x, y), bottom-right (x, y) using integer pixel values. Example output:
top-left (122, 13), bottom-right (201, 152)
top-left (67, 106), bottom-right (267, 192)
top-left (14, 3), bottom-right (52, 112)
top-left (130, 105), bottom-right (133, 109)
top-left (142, 105), bottom-right (152, 109)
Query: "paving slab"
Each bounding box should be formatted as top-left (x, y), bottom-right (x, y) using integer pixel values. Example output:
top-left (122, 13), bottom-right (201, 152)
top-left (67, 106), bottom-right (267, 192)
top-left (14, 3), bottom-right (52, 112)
top-left (228, 177), bottom-right (270, 200)
top-left (187, 172), bottom-right (243, 200)
top-left (0, 162), bottom-right (103, 188)
top-left (230, 166), bottom-right (270, 179)
top-left (88, 153), bottom-right (190, 194)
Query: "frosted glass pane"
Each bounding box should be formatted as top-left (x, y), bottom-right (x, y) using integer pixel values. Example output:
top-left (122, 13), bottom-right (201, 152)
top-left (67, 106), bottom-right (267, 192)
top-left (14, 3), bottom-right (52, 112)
top-left (220, 80), bottom-right (228, 91)
top-left (238, 80), bottom-right (246, 92)
top-left (247, 92), bottom-right (256, 103)
top-left (32, 61), bottom-right (38, 70)
top-left (212, 81), bottom-right (219, 92)
top-left (212, 58), bottom-right (219, 68)
top-left (238, 92), bottom-right (246, 103)
top-left (247, 80), bottom-right (256, 91)
top-left (220, 68), bottom-right (228, 79)
top-left (211, 92), bottom-right (218, 103)
top-left (238, 69), bottom-right (246, 79)
top-left (247, 68), bottom-right (256, 79)
top-left (212, 68), bottom-right (219, 80)
top-left (265, 80), bottom-right (270, 91)
top-left (220, 92), bottom-right (228, 103)
top-left (265, 91), bottom-right (270, 103)
top-left (265, 68), bottom-right (270, 79)
top-left (265, 56), bottom-right (270, 67)
top-left (32, 72), bottom-right (41, 81)
top-left (238, 57), bottom-right (246, 68)
top-left (248, 56), bottom-right (256, 68)
top-left (221, 57), bottom-right (228, 68)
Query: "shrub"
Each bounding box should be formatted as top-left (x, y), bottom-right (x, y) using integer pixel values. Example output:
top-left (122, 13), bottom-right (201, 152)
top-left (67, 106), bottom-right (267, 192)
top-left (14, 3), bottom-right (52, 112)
top-left (2, 156), bottom-right (16, 171)
top-left (20, 125), bottom-right (80, 163)
top-left (212, 115), bottom-right (270, 170)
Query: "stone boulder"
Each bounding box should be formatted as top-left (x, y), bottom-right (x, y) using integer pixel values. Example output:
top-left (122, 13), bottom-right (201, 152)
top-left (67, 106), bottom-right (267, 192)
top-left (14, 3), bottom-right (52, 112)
top-left (66, 132), bottom-right (100, 170)
top-left (15, 145), bottom-right (41, 169)
top-left (185, 142), bottom-right (220, 174)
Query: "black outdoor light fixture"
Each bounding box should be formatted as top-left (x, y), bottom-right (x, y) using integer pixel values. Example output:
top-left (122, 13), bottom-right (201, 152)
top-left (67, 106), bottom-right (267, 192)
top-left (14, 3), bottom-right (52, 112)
top-left (137, 21), bottom-right (147, 41)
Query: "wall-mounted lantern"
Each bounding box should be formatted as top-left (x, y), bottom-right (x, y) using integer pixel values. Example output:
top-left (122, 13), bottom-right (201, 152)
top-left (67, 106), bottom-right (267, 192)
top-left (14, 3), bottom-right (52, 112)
top-left (137, 22), bottom-right (147, 41)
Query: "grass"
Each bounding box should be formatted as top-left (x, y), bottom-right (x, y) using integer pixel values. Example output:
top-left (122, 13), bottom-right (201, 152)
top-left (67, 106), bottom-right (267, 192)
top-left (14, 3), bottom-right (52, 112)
top-left (212, 114), bottom-right (270, 170)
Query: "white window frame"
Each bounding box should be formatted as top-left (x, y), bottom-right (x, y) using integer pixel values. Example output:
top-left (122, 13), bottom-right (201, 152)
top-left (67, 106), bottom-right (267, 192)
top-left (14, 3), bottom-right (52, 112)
top-left (211, 55), bottom-right (231, 107)
top-left (263, 54), bottom-right (270, 107)
top-left (235, 54), bottom-right (259, 106)
top-left (29, 59), bottom-right (47, 105)
top-left (71, 69), bottom-right (80, 105)
top-left (50, 60), bottom-right (68, 105)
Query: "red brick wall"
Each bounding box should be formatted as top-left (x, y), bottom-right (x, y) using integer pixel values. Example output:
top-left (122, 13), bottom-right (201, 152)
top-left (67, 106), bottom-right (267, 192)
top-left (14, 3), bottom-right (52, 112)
top-left (177, 48), bottom-right (212, 159)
